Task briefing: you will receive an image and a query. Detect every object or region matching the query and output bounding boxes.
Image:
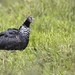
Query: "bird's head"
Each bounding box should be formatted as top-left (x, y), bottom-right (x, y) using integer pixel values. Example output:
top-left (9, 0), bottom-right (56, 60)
top-left (27, 16), bottom-right (33, 23)
top-left (23, 16), bottom-right (33, 27)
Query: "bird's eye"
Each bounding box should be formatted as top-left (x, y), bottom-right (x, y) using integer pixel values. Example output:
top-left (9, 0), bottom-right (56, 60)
top-left (29, 18), bottom-right (32, 22)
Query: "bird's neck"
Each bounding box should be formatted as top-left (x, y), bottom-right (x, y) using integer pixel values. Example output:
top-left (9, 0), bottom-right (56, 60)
top-left (23, 20), bottom-right (30, 27)
top-left (19, 25), bottom-right (30, 40)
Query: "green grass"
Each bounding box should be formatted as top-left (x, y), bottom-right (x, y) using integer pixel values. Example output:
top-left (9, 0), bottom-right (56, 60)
top-left (0, 0), bottom-right (75, 75)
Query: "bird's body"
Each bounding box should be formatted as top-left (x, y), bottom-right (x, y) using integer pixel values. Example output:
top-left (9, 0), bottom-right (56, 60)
top-left (0, 16), bottom-right (33, 50)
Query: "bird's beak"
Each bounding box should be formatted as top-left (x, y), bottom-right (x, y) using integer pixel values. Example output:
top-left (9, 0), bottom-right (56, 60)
top-left (31, 18), bottom-right (34, 24)
top-left (31, 20), bottom-right (33, 24)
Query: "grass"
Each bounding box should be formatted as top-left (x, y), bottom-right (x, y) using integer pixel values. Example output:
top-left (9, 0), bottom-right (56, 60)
top-left (0, 0), bottom-right (75, 75)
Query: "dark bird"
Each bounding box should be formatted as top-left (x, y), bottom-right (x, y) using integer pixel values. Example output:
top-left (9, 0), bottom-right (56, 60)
top-left (0, 16), bottom-right (33, 50)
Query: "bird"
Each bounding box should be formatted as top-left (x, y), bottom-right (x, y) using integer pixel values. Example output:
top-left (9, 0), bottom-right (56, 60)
top-left (0, 16), bottom-right (33, 50)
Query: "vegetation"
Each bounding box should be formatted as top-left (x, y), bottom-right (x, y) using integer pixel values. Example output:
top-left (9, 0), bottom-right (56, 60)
top-left (0, 0), bottom-right (75, 75)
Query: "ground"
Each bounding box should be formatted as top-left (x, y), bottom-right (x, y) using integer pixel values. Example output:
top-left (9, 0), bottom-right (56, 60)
top-left (0, 0), bottom-right (75, 75)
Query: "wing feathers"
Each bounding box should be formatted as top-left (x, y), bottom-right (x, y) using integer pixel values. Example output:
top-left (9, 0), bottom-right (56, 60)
top-left (0, 29), bottom-right (19, 37)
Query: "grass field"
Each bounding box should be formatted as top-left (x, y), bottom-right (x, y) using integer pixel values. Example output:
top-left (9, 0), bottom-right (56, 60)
top-left (0, 0), bottom-right (75, 75)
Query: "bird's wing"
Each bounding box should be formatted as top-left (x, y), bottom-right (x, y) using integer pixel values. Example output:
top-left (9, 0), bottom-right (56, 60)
top-left (0, 35), bottom-right (21, 50)
top-left (0, 28), bottom-right (19, 37)
top-left (0, 29), bottom-right (21, 50)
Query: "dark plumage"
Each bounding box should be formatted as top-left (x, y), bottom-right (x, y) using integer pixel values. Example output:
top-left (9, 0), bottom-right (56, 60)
top-left (0, 16), bottom-right (33, 50)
